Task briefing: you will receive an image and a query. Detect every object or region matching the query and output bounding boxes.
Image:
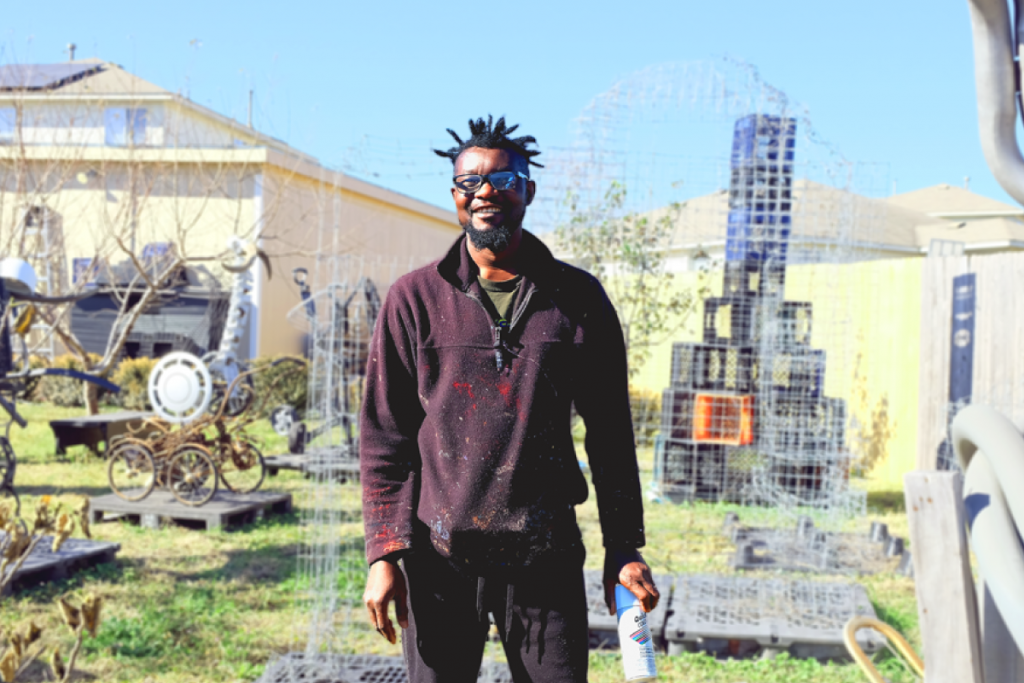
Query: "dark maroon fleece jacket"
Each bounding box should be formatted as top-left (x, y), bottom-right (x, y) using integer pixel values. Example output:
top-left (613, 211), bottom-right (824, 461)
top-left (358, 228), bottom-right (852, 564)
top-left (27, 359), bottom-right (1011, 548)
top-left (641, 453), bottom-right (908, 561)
top-left (360, 230), bottom-right (646, 573)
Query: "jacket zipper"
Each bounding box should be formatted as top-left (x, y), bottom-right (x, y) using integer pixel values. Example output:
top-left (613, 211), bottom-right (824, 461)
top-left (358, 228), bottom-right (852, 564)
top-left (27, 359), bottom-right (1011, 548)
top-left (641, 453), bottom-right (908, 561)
top-left (466, 285), bottom-right (536, 372)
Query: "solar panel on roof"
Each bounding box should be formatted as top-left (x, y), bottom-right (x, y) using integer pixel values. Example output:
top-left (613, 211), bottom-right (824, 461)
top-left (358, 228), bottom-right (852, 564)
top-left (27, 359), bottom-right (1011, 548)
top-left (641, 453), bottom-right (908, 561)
top-left (0, 63), bottom-right (103, 90)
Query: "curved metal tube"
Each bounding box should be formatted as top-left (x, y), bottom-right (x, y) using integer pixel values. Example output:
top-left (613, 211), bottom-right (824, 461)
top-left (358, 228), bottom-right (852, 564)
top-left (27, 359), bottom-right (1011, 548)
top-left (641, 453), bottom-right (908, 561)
top-left (9, 289), bottom-right (97, 304)
top-left (27, 368), bottom-right (121, 394)
top-left (967, 0), bottom-right (1024, 205)
top-left (951, 404), bottom-right (1024, 655)
top-left (843, 616), bottom-right (925, 683)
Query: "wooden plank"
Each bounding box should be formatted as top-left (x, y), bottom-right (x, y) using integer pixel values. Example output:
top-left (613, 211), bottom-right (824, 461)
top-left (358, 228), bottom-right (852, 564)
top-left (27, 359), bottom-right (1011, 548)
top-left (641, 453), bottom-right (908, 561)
top-left (904, 471), bottom-right (983, 682)
top-left (0, 535), bottom-right (121, 596)
top-left (978, 578), bottom-right (1024, 683)
top-left (965, 252), bottom-right (1024, 426)
top-left (917, 256), bottom-right (968, 470)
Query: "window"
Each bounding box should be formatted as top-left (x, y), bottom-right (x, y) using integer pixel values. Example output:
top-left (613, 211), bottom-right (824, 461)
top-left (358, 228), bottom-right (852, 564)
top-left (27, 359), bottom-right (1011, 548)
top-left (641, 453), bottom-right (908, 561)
top-left (0, 108), bottom-right (15, 144)
top-left (104, 107), bottom-right (147, 146)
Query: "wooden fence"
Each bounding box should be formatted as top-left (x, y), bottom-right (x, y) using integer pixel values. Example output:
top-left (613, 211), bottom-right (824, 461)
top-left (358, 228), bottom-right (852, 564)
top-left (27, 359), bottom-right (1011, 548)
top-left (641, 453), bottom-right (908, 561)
top-left (917, 251), bottom-right (1024, 470)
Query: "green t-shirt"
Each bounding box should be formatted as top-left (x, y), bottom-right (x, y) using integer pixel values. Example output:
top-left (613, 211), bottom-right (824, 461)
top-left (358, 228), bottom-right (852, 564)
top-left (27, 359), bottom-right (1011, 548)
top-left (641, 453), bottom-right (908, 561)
top-left (478, 274), bottom-right (523, 325)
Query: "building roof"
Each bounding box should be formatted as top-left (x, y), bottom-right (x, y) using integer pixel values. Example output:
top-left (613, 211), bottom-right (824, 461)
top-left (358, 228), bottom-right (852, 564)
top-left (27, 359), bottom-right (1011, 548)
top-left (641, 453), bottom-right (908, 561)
top-left (888, 183), bottom-right (1023, 218)
top-left (656, 179), bottom-right (939, 253)
top-left (0, 60), bottom-right (459, 229)
top-left (548, 180), bottom-right (1024, 260)
top-left (45, 59), bottom-right (168, 96)
top-left (915, 216), bottom-right (1024, 250)
top-left (0, 62), bottom-right (104, 90)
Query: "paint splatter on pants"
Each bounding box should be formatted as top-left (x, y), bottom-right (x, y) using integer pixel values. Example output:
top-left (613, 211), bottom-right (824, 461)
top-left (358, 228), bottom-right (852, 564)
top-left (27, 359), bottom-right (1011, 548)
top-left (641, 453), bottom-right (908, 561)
top-left (400, 548), bottom-right (589, 683)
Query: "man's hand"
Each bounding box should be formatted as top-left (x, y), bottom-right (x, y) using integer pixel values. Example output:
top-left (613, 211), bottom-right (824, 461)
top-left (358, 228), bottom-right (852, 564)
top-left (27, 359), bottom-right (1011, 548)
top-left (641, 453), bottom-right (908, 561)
top-left (603, 548), bottom-right (660, 616)
top-left (363, 559), bottom-right (409, 644)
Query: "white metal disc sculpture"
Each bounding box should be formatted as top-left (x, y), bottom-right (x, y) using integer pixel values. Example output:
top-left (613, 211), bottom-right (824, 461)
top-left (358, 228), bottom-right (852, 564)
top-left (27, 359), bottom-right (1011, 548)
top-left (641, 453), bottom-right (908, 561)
top-left (148, 352), bottom-right (213, 423)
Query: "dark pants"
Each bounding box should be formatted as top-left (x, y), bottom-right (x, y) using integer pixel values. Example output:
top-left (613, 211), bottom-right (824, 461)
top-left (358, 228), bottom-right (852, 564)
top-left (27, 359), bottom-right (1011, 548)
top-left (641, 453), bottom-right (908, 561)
top-left (399, 548), bottom-right (589, 683)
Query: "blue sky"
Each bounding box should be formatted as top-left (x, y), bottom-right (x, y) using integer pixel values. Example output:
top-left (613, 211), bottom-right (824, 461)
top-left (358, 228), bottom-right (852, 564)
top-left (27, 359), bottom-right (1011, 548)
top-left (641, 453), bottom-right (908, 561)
top-left (2, 0), bottom-right (1011, 213)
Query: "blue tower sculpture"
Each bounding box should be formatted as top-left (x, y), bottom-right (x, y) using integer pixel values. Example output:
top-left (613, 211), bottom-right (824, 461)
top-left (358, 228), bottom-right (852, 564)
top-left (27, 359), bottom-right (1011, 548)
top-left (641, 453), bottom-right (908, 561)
top-left (657, 115), bottom-right (847, 505)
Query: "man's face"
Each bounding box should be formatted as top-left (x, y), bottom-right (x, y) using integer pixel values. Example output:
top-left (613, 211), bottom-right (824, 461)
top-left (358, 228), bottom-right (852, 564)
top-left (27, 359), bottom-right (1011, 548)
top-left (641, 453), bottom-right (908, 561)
top-left (451, 147), bottom-right (536, 253)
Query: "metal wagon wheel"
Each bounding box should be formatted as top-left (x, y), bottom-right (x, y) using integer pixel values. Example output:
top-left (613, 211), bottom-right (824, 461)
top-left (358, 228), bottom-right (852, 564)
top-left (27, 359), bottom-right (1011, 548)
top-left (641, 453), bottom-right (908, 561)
top-left (218, 439), bottom-right (266, 494)
top-left (167, 445), bottom-right (218, 507)
top-left (211, 372), bottom-right (255, 418)
top-left (107, 439), bottom-right (157, 502)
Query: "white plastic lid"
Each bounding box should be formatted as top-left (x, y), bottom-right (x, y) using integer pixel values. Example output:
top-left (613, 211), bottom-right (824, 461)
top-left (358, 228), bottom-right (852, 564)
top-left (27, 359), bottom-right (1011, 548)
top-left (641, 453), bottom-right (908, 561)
top-left (0, 258), bottom-right (37, 296)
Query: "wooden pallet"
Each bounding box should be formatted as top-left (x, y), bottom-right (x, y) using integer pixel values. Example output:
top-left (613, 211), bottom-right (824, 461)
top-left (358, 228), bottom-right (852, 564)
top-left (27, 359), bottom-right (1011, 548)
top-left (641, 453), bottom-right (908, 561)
top-left (89, 490), bottom-right (293, 531)
top-left (1, 534), bottom-right (121, 596)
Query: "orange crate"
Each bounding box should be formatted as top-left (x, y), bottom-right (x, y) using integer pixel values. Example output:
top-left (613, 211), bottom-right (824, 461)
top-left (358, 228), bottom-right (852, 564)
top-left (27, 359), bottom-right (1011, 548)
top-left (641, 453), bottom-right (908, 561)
top-left (693, 394), bottom-right (754, 446)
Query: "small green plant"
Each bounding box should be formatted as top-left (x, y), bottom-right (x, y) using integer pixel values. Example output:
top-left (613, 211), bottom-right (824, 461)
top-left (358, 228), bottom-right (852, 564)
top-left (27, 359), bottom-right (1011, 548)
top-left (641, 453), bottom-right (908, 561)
top-left (251, 355), bottom-right (308, 418)
top-left (33, 354), bottom-right (102, 407)
top-left (10, 355), bottom-right (48, 400)
top-left (108, 357), bottom-right (157, 410)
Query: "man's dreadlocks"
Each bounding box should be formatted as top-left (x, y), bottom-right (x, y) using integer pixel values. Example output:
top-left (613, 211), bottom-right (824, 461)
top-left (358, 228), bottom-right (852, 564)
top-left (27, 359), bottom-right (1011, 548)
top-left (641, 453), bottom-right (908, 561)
top-left (433, 115), bottom-right (544, 173)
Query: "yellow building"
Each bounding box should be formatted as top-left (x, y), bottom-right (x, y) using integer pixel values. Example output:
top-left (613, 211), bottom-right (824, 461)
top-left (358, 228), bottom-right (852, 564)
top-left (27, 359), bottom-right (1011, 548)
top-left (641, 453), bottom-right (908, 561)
top-left (0, 60), bottom-right (459, 358)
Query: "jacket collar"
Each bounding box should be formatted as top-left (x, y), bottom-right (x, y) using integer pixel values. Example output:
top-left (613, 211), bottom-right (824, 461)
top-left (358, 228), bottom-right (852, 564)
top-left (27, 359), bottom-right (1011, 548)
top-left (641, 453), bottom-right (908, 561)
top-left (437, 229), bottom-right (559, 292)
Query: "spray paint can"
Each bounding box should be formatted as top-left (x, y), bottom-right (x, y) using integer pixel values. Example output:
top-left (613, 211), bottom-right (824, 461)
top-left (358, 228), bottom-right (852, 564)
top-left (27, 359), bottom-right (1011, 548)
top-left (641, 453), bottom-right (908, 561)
top-left (615, 584), bottom-right (657, 681)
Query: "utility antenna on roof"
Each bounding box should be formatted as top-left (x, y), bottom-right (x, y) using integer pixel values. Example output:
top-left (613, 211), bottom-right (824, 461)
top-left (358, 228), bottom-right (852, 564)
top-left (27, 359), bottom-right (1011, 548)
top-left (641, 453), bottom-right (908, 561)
top-left (65, 43), bottom-right (76, 61)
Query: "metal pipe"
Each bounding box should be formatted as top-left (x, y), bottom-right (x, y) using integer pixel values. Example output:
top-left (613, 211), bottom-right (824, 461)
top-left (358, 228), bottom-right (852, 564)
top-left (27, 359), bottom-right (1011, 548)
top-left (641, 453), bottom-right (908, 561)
top-left (843, 616), bottom-right (924, 683)
top-left (967, 0), bottom-right (1024, 205)
top-left (951, 404), bottom-right (1024, 657)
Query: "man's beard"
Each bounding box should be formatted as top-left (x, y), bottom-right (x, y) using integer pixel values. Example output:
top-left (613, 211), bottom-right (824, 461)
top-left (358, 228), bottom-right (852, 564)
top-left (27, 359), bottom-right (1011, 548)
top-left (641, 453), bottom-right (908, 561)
top-left (461, 215), bottom-right (520, 254)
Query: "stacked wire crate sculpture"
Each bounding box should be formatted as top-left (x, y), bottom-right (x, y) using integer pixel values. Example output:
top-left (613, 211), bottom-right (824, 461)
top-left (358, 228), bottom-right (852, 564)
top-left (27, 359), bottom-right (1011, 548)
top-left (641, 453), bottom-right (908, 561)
top-left (657, 115), bottom-right (850, 507)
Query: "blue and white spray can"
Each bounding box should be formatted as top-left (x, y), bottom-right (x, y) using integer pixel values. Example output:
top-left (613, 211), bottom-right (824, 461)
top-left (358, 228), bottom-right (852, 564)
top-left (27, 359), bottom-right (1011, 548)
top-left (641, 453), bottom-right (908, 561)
top-left (615, 584), bottom-right (657, 681)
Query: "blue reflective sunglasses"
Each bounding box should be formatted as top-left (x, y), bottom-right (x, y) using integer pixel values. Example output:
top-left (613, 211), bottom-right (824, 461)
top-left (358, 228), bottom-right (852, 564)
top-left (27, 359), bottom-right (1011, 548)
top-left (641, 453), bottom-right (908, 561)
top-left (453, 171), bottom-right (528, 194)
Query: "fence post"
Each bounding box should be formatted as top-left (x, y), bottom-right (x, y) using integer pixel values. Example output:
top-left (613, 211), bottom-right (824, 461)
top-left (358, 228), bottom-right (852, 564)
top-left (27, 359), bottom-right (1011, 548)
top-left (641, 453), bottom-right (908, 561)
top-left (904, 470), bottom-right (983, 683)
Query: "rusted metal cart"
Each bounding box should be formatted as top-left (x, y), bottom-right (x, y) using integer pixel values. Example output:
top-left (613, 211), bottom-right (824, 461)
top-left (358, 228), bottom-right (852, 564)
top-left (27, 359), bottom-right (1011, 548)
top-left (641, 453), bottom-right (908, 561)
top-left (106, 358), bottom-right (304, 506)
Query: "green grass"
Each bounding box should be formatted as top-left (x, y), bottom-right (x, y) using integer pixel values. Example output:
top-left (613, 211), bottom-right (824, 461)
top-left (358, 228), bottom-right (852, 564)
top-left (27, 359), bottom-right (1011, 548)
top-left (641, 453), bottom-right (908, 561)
top-left (1, 403), bottom-right (923, 682)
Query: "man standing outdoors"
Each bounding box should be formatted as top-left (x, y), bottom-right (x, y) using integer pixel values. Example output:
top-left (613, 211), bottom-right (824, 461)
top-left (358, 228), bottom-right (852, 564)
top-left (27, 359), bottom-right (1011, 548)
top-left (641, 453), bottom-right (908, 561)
top-left (361, 116), bottom-right (659, 682)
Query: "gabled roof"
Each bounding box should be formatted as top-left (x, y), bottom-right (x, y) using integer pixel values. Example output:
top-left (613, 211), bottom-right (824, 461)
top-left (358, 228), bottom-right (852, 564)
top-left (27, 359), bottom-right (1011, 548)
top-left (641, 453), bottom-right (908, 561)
top-left (546, 180), bottom-right (1024, 258)
top-left (888, 183), bottom-right (1023, 218)
top-left (45, 59), bottom-right (167, 95)
top-left (658, 179), bottom-right (937, 251)
top-left (0, 60), bottom-right (309, 161)
top-left (0, 62), bottom-right (104, 90)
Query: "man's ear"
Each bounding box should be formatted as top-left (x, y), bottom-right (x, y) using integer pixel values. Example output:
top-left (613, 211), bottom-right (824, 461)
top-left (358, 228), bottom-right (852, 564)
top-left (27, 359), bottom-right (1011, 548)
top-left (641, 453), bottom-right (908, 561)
top-left (525, 179), bottom-right (536, 206)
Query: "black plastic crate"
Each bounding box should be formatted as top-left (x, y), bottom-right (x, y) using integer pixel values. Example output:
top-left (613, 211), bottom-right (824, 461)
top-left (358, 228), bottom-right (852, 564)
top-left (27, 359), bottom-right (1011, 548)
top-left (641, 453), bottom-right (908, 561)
top-left (722, 261), bottom-right (786, 299)
top-left (657, 439), bottom-right (759, 503)
top-left (702, 298), bottom-right (763, 345)
top-left (765, 349), bottom-right (825, 398)
top-left (779, 301), bottom-right (813, 346)
top-left (757, 396), bottom-right (846, 454)
top-left (660, 388), bottom-right (695, 441)
top-left (670, 343), bottom-right (759, 393)
top-left (755, 453), bottom-right (853, 506)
